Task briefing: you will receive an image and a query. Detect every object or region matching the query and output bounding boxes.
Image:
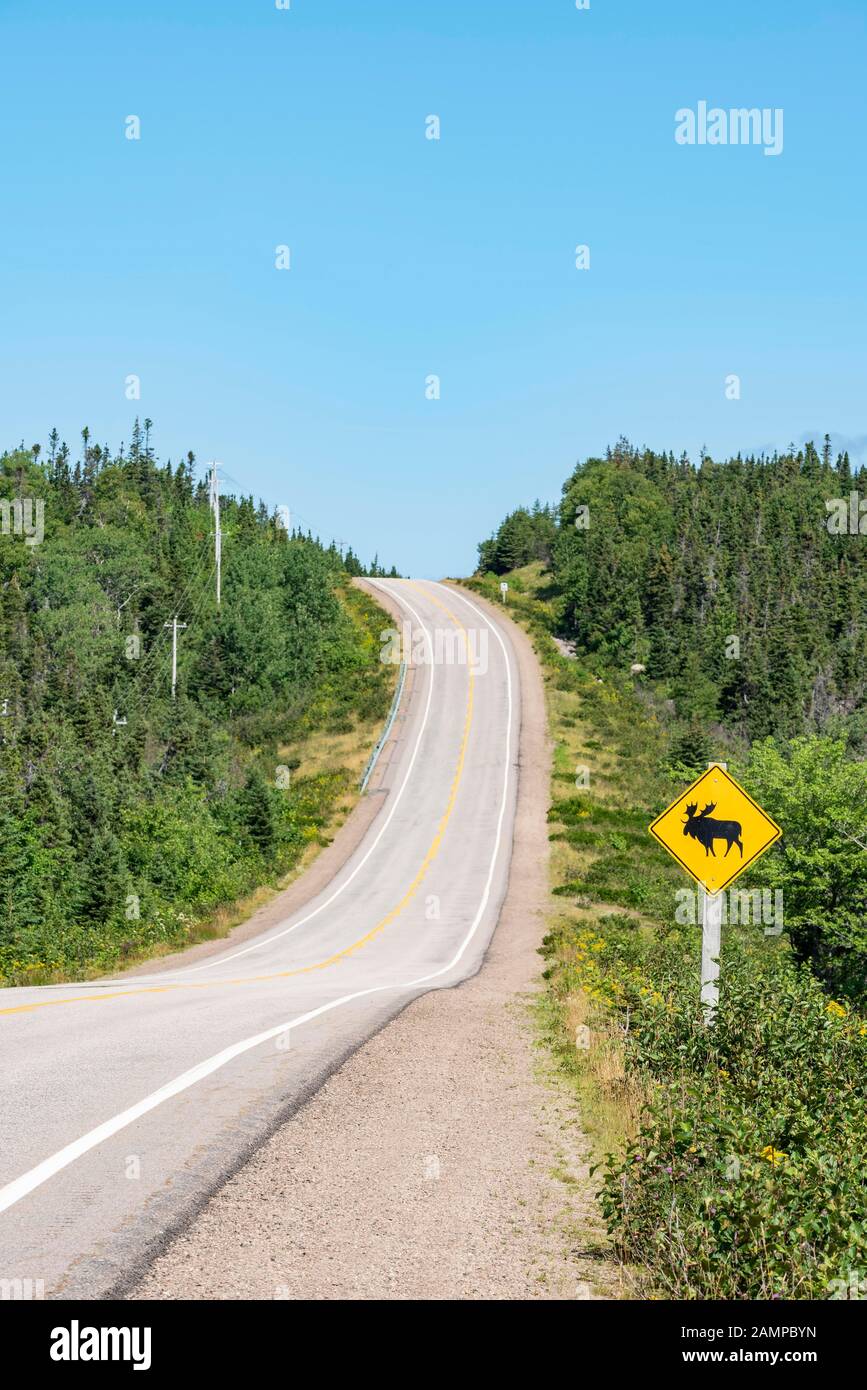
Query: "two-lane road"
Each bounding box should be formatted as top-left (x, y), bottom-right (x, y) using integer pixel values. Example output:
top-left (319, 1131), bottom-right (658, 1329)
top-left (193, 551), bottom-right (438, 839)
top-left (0, 580), bottom-right (520, 1298)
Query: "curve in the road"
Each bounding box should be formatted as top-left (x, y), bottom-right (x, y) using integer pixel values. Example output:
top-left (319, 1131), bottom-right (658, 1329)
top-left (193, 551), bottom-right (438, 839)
top-left (0, 582), bottom-right (514, 1223)
top-left (0, 582), bottom-right (472, 1015)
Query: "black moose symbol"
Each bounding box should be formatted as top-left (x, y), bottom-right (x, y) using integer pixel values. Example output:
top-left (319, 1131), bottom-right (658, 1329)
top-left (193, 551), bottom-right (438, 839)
top-left (682, 801), bottom-right (744, 859)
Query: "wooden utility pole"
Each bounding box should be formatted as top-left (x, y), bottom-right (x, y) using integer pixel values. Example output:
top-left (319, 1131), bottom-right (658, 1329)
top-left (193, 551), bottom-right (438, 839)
top-left (209, 461), bottom-right (222, 608)
top-left (164, 616), bottom-right (187, 700)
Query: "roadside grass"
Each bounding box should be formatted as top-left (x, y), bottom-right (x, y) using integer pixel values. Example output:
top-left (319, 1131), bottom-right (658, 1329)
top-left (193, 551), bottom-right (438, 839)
top-left (463, 564), bottom-right (867, 1300)
top-left (465, 564), bottom-right (672, 1154)
top-left (461, 566), bottom-right (666, 1292)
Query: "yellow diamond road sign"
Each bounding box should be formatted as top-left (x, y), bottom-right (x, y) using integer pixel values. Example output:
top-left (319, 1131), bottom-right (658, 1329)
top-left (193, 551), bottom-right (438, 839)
top-left (648, 764), bottom-right (782, 895)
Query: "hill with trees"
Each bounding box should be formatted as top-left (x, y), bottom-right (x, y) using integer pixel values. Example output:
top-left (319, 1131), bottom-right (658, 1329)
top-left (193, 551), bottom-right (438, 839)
top-left (479, 437), bottom-right (867, 749)
top-left (0, 424), bottom-right (395, 980)
top-left (472, 437), bottom-right (867, 1295)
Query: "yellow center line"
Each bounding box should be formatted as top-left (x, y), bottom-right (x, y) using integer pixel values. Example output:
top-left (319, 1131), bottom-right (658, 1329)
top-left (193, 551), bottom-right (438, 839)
top-left (0, 584), bottom-right (478, 1019)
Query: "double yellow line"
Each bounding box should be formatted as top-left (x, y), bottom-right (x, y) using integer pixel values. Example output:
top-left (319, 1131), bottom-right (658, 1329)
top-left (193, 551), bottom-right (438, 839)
top-left (1, 584), bottom-right (477, 1019)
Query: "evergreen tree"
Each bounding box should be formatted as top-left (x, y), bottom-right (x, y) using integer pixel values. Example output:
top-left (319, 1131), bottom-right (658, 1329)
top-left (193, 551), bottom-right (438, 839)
top-left (240, 768), bottom-right (277, 854)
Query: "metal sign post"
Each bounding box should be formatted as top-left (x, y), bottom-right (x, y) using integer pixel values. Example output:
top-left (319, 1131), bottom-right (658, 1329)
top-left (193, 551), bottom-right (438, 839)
top-left (699, 883), bottom-right (723, 1021)
top-left (700, 761), bottom-right (725, 1021)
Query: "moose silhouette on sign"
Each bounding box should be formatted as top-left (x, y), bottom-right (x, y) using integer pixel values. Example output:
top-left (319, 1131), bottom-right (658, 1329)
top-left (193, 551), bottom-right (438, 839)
top-left (682, 801), bottom-right (744, 859)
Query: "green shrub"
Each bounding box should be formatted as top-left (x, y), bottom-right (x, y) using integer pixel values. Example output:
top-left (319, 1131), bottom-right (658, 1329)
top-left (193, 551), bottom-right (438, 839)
top-left (743, 737), bottom-right (867, 1000)
top-left (597, 949), bottom-right (867, 1298)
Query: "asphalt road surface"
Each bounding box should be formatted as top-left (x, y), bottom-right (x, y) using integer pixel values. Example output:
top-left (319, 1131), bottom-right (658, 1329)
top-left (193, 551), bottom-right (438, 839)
top-left (0, 580), bottom-right (520, 1298)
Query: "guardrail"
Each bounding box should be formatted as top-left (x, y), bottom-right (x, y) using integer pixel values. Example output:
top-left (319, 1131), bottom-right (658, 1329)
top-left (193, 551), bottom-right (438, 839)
top-left (359, 660), bottom-right (407, 793)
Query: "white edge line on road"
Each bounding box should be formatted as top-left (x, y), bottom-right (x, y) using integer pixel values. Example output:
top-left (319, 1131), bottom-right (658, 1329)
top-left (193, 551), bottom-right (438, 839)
top-left (0, 582), bottom-right (514, 1217)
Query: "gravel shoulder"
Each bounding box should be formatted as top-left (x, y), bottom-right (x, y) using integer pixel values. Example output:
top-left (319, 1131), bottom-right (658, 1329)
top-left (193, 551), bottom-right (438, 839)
top-left (130, 585), bottom-right (620, 1301)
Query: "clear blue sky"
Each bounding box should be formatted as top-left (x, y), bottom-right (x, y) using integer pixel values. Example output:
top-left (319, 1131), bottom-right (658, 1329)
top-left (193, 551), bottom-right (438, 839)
top-left (1, 0), bottom-right (865, 576)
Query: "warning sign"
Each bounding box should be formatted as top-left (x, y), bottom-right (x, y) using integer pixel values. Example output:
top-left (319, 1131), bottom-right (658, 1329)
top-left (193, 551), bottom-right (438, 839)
top-left (648, 764), bottom-right (782, 894)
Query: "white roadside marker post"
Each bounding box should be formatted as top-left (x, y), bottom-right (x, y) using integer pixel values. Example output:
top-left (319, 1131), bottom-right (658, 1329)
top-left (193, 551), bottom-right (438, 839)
top-left (700, 761), bottom-right (726, 1022)
top-left (499, 581), bottom-right (508, 604)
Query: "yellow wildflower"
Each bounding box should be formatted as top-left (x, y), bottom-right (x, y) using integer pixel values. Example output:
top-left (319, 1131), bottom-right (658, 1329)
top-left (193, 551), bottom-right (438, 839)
top-left (760, 1145), bottom-right (786, 1166)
